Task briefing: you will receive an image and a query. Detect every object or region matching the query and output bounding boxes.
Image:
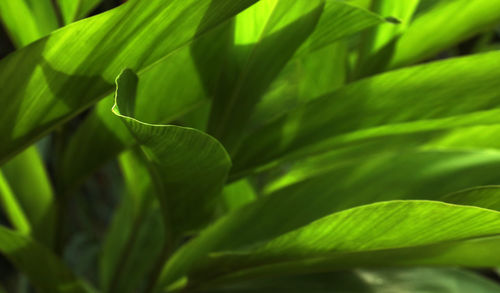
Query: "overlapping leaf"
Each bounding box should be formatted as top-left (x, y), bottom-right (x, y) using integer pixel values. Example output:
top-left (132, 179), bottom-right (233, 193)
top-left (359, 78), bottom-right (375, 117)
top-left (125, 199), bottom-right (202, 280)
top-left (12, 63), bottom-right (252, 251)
top-left (0, 0), bottom-right (58, 47)
top-left (207, 0), bottom-right (385, 153)
top-left (57, 0), bottom-right (103, 24)
top-left (389, 0), bottom-right (500, 69)
top-left (58, 22), bottom-right (234, 193)
top-left (353, 0), bottom-right (419, 78)
top-left (233, 51), bottom-right (500, 173)
top-left (0, 0), bottom-right (257, 164)
top-left (188, 201), bottom-right (500, 285)
top-left (112, 69), bottom-right (232, 242)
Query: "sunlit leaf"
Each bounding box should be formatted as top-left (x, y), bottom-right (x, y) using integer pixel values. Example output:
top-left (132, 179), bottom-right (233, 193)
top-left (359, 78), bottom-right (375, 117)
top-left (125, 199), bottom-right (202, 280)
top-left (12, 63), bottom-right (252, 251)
top-left (0, 0), bottom-right (58, 47)
top-left (389, 0), bottom-right (500, 69)
top-left (0, 0), bottom-right (257, 164)
top-left (57, 0), bottom-right (103, 24)
top-left (233, 51), bottom-right (500, 174)
top-left (189, 201), bottom-right (500, 284)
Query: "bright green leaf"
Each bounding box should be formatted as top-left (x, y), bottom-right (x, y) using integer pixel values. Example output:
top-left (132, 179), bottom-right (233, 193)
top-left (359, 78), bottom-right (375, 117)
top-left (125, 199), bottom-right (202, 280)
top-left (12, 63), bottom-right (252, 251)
top-left (233, 51), bottom-right (500, 174)
top-left (389, 0), bottom-right (500, 69)
top-left (0, 171), bottom-right (31, 234)
top-left (0, 0), bottom-right (257, 164)
top-left (353, 0), bottom-right (419, 78)
top-left (190, 201), bottom-right (500, 284)
top-left (207, 0), bottom-right (325, 153)
top-left (59, 21), bottom-right (233, 193)
top-left (57, 0), bottom-right (103, 24)
top-left (0, 0), bottom-right (59, 47)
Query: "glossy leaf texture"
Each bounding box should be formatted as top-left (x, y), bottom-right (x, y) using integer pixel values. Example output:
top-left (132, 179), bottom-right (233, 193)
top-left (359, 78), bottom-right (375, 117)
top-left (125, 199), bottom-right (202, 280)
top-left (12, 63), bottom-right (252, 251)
top-left (0, 226), bottom-right (93, 293)
top-left (188, 201), bottom-right (500, 286)
top-left (58, 22), bottom-right (233, 193)
top-left (233, 51), bottom-right (500, 174)
top-left (112, 69), bottom-right (232, 242)
top-left (156, 148), bottom-right (500, 289)
top-left (201, 268), bottom-right (500, 293)
top-left (0, 0), bottom-right (257, 164)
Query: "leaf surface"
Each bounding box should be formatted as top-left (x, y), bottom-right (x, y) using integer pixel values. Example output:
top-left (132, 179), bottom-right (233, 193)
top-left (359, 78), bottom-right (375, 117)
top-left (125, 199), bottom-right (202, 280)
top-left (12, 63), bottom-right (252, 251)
top-left (0, 0), bottom-right (257, 164)
top-left (0, 0), bottom-right (58, 47)
top-left (389, 0), bottom-right (500, 68)
top-left (112, 69), bottom-right (232, 241)
top-left (57, 0), bottom-right (103, 24)
top-left (190, 201), bottom-right (500, 284)
top-left (233, 51), bottom-right (500, 173)
top-left (59, 21), bottom-right (233, 193)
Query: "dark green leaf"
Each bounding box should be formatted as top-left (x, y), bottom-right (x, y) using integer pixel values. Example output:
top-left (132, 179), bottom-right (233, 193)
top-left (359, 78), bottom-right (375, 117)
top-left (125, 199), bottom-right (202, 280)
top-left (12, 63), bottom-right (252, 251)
top-left (0, 226), bottom-right (93, 293)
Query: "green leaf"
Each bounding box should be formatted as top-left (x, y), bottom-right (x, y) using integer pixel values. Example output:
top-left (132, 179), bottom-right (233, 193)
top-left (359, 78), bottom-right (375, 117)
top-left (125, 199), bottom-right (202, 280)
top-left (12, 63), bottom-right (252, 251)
top-left (248, 41), bottom-right (348, 132)
top-left (189, 201), bottom-right (500, 285)
top-left (0, 171), bottom-right (31, 234)
top-left (157, 149), bottom-right (500, 288)
top-left (297, 0), bottom-right (386, 54)
top-left (233, 51), bottom-right (500, 174)
top-left (353, 0), bottom-right (419, 78)
top-left (0, 0), bottom-right (59, 47)
top-left (441, 186), bottom-right (500, 212)
top-left (222, 179), bottom-right (257, 211)
top-left (59, 21), bottom-right (233, 193)
top-left (0, 226), bottom-right (93, 293)
top-left (1, 146), bottom-right (56, 248)
top-left (112, 68), bottom-right (232, 241)
top-left (57, 0), bottom-right (103, 24)
top-left (0, 0), bottom-right (257, 164)
top-left (202, 268), bottom-right (500, 293)
top-left (56, 1), bottom-right (384, 192)
top-left (389, 0), bottom-right (500, 69)
top-left (263, 149), bottom-right (500, 206)
top-left (100, 149), bottom-right (164, 293)
top-left (207, 0), bottom-right (325, 153)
